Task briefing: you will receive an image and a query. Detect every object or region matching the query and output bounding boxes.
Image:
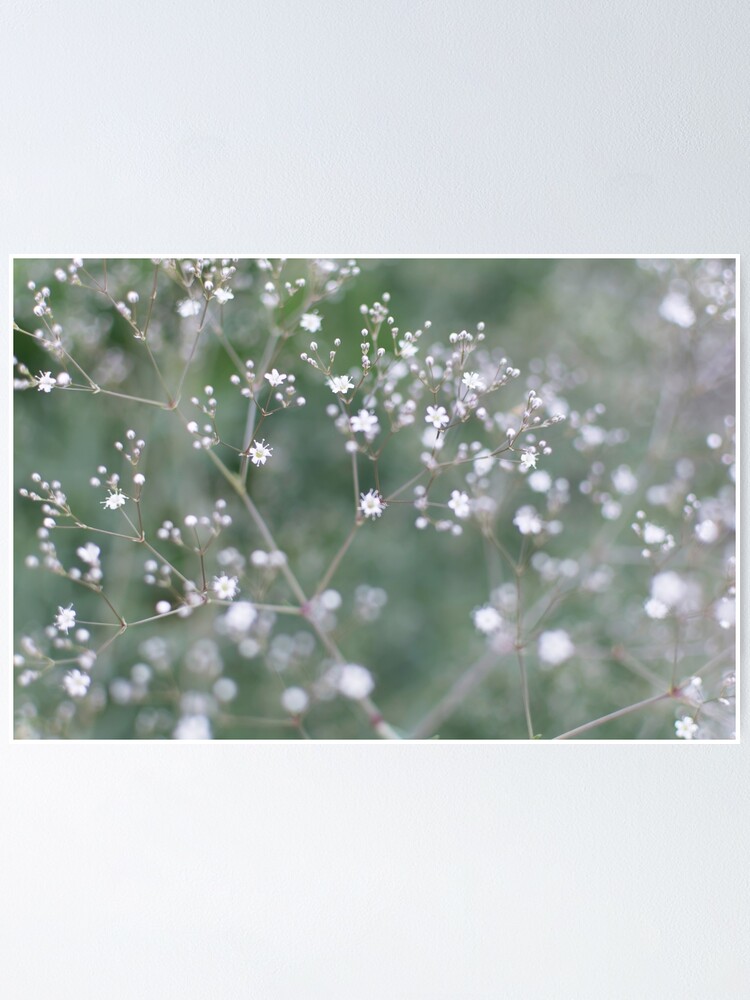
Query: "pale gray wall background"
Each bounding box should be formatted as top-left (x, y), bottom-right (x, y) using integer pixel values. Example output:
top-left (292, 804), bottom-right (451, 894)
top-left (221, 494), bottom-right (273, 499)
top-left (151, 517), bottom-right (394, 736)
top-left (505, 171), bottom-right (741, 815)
top-left (2, 2), bottom-right (747, 997)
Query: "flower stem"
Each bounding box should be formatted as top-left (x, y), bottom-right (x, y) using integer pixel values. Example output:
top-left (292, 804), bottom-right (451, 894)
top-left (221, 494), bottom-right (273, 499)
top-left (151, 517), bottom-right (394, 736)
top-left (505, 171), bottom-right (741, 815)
top-left (554, 691), bottom-right (674, 740)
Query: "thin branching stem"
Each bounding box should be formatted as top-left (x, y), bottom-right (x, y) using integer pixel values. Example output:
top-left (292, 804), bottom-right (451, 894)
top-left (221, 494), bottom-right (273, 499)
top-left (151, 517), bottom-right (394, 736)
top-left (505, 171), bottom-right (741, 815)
top-left (554, 691), bottom-right (674, 740)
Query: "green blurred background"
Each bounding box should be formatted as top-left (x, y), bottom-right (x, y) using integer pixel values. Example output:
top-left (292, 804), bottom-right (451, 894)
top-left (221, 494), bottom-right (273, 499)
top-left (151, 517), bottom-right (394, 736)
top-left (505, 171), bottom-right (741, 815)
top-left (14, 258), bottom-right (736, 739)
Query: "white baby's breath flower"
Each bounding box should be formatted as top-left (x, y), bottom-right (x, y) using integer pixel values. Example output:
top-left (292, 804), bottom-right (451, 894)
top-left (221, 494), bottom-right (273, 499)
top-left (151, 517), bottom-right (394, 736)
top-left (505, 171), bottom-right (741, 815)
top-left (350, 409), bottom-right (380, 438)
top-left (472, 605), bottom-right (503, 635)
top-left (247, 439), bottom-right (273, 466)
top-left (527, 470), bottom-right (552, 493)
top-left (213, 678), bottom-right (238, 703)
top-left (213, 574), bottom-right (239, 601)
top-left (221, 601), bottom-right (257, 633)
top-left (650, 571), bottom-right (687, 610)
top-left (425, 405), bottom-right (450, 429)
top-left (281, 687), bottom-right (309, 714)
top-left (398, 339), bottom-right (418, 358)
top-left (462, 371), bottom-right (485, 391)
top-left (675, 716), bottom-right (699, 740)
top-left (300, 312), bottom-right (322, 333)
top-left (513, 505), bottom-right (544, 535)
top-left (601, 500), bottom-right (622, 521)
top-left (695, 520), bottom-right (719, 544)
top-left (519, 449), bottom-right (537, 471)
top-left (63, 668), bottom-right (90, 698)
top-left (264, 368), bottom-right (287, 387)
top-left (643, 522), bottom-right (667, 545)
top-left (173, 714), bottom-right (212, 740)
top-left (55, 604), bottom-right (76, 633)
top-left (76, 542), bottom-right (101, 566)
top-left (328, 375), bottom-right (355, 394)
top-left (359, 489), bottom-right (386, 519)
top-left (660, 291), bottom-right (695, 329)
top-left (177, 299), bottom-right (202, 318)
top-left (612, 465), bottom-right (638, 495)
top-left (214, 287), bottom-right (234, 304)
top-left (36, 371), bottom-right (57, 393)
top-left (538, 629), bottom-right (574, 666)
top-left (448, 490), bottom-right (471, 519)
top-left (644, 598), bottom-right (669, 620)
top-left (101, 488), bottom-right (128, 510)
top-left (330, 664), bottom-right (374, 700)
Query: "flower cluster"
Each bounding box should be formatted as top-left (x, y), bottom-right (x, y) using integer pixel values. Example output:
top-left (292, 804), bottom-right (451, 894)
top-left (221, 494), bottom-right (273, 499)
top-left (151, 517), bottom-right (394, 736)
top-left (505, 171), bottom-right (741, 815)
top-left (13, 257), bottom-right (736, 742)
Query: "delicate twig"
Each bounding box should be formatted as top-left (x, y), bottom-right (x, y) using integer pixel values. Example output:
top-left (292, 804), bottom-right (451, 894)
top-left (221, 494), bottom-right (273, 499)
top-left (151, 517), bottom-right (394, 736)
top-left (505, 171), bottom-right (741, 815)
top-left (554, 691), bottom-right (674, 740)
top-left (410, 651), bottom-right (498, 738)
top-left (314, 522), bottom-right (360, 597)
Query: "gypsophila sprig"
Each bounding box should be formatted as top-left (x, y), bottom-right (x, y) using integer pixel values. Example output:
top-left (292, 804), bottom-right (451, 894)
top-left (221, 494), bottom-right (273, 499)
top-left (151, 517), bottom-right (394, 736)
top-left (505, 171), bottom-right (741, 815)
top-left (472, 605), bottom-right (503, 635)
top-left (247, 440), bottom-right (273, 466)
top-left (13, 256), bottom-right (735, 741)
top-left (36, 371), bottom-right (57, 393)
top-left (359, 489), bottom-right (386, 519)
top-left (55, 604), bottom-right (76, 634)
top-left (462, 371), bottom-right (486, 392)
top-left (448, 490), bottom-right (471, 519)
top-left (674, 716), bottom-right (699, 740)
top-left (213, 575), bottom-right (239, 601)
top-left (425, 405), bottom-right (450, 430)
top-left (328, 375), bottom-right (355, 395)
top-left (101, 487), bottom-right (128, 510)
top-left (264, 368), bottom-right (287, 387)
top-left (300, 312), bottom-right (322, 333)
top-left (350, 409), bottom-right (380, 439)
top-left (63, 669), bottom-right (91, 698)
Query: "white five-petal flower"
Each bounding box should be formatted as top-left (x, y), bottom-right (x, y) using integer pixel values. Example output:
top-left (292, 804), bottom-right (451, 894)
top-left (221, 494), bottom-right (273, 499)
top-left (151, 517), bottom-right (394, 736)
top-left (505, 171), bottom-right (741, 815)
top-left (63, 669), bottom-right (90, 698)
top-left (247, 439), bottom-right (273, 466)
top-left (300, 312), bottom-right (322, 333)
top-left (461, 371), bottom-right (486, 392)
top-left (675, 716), bottom-right (699, 740)
top-left (425, 405), bottom-right (450, 430)
top-left (213, 574), bottom-right (240, 601)
top-left (350, 409), bottom-right (380, 438)
top-left (264, 368), bottom-right (287, 387)
top-left (76, 542), bottom-right (101, 565)
top-left (328, 375), bottom-right (355, 395)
